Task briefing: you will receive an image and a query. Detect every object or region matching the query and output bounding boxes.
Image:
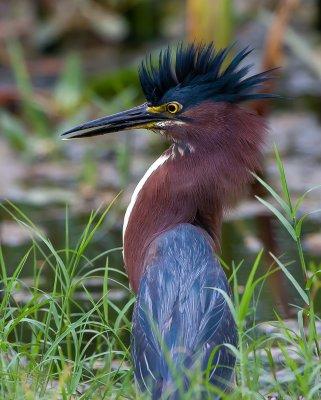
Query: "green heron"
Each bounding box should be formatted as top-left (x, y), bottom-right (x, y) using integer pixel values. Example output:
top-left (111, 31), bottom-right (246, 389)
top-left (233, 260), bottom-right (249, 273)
top-left (62, 43), bottom-right (273, 399)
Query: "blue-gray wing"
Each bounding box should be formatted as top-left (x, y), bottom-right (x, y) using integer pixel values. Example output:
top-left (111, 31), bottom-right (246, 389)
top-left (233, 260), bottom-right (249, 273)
top-left (132, 223), bottom-right (237, 399)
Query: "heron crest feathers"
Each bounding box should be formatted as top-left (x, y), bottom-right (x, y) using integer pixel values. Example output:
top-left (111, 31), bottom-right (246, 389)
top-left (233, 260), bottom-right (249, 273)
top-left (139, 43), bottom-right (277, 106)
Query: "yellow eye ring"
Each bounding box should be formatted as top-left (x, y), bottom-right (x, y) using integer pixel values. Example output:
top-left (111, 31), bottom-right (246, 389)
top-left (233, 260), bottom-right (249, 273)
top-left (166, 102), bottom-right (182, 114)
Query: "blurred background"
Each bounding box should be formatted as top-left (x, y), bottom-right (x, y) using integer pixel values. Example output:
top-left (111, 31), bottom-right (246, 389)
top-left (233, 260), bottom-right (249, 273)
top-left (0, 0), bottom-right (321, 322)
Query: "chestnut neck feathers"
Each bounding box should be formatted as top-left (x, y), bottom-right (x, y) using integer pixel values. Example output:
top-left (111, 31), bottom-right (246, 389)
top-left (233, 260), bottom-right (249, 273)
top-left (60, 43), bottom-right (274, 292)
top-left (123, 102), bottom-right (266, 292)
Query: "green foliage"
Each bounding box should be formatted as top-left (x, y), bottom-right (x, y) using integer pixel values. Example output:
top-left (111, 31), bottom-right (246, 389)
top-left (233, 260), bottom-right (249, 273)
top-left (0, 151), bottom-right (321, 399)
top-left (7, 41), bottom-right (50, 138)
top-left (89, 67), bottom-right (140, 102)
top-left (0, 111), bottom-right (29, 153)
top-left (0, 40), bottom-right (140, 192)
top-left (0, 199), bottom-right (137, 400)
top-left (54, 54), bottom-right (84, 115)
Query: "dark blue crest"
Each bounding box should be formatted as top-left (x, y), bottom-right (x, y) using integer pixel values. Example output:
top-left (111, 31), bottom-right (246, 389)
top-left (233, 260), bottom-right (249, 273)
top-left (139, 43), bottom-right (276, 108)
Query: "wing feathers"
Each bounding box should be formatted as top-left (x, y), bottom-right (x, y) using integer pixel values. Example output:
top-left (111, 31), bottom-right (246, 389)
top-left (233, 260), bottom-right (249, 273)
top-left (132, 224), bottom-right (237, 398)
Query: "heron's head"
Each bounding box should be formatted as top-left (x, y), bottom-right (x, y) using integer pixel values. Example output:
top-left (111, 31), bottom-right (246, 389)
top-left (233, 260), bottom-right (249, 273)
top-left (61, 43), bottom-right (275, 146)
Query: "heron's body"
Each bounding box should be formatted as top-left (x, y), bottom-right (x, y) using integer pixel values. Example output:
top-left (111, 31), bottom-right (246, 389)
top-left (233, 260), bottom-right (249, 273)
top-left (62, 43), bottom-right (273, 399)
top-left (132, 223), bottom-right (236, 399)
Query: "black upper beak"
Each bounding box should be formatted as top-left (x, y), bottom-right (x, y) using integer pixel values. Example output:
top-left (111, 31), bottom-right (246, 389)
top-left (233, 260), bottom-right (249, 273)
top-left (60, 103), bottom-right (165, 139)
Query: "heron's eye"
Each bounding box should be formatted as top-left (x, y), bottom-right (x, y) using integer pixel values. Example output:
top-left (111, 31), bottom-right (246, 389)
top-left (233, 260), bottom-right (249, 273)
top-left (166, 102), bottom-right (182, 114)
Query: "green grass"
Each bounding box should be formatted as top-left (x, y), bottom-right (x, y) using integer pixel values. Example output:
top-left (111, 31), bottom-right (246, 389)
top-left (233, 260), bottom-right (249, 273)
top-left (0, 201), bottom-right (137, 400)
top-left (0, 149), bottom-right (321, 399)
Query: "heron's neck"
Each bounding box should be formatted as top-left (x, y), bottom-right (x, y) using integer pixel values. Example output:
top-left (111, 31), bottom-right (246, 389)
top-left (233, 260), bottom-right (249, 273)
top-left (122, 153), bottom-right (170, 240)
top-left (123, 105), bottom-right (266, 291)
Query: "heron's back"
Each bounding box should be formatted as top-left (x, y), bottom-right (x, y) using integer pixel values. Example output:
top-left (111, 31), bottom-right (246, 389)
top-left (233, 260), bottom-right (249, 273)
top-left (132, 223), bottom-right (237, 399)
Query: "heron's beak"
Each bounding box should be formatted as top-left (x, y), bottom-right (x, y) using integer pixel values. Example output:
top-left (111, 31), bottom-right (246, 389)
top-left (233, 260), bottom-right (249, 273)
top-left (60, 103), bottom-right (166, 139)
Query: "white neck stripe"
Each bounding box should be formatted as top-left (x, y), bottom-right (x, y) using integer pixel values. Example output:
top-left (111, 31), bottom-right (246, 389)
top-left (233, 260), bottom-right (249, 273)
top-left (122, 154), bottom-right (169, 240)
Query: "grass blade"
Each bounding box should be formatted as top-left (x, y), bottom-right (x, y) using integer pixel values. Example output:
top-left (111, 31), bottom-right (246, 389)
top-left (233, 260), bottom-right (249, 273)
top-left (270, 252), bottom-right (309, 305)
top-left (255, 195), bottom-right (297, 241)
